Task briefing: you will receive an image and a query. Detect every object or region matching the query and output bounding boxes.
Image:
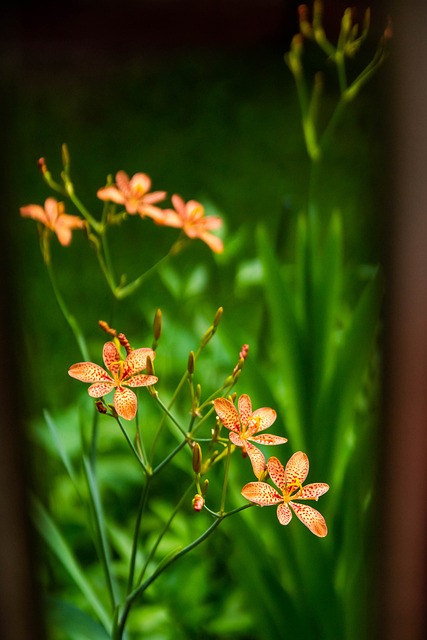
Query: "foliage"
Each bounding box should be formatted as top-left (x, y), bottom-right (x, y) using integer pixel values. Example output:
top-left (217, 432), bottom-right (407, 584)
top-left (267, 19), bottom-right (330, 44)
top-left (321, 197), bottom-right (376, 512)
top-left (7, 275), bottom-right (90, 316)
top-left (16, 2), bottom-right (389, 639)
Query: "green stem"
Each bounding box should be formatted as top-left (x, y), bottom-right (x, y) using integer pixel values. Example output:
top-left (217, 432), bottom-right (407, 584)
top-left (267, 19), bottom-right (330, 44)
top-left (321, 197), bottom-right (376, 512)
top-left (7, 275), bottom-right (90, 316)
top-left (113, 248), bottom-right (175, 300)
top-left (45, 257), bottom-right (89, 360)
top-left (152, 439), bottom-right (188, 476)
top-left (114, 518), bottom-right (222, 639)
top-left (115, 416), bottom-right (148, 473)
top-left (220, 441), bottom-right (232, 514)
top-left (136, 483), bottom-right (193, 586)
top-left (127, 476), bottom-right (151, 594)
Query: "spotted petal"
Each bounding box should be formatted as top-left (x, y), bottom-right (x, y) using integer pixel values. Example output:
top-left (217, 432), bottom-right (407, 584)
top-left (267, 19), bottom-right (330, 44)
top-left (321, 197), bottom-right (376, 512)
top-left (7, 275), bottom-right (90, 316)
top-left (245, 441), bottom-right (267, 479)
top-left (299, 483), bottom-right (330, 500)
top-left (285, 451), bottom-right (309, 485)
top-left (125, 374), bottom-right (158, 388)
top-left (267, 456), bottom-right (287, 491)
top-left (277, 502), bottom-right (293, 526)
top-left (241, 481), bottom-right (282, 506)
top-left (251, 407), bottom-right (277, 431)
top-left (124, 348), bottom-right (156, 377)
top-left (238, 394), bottom-right (252, 426)
top-left (68, 362), bottom-right (112, 384)
top-left (213, 397), bottom-right (240, 432)
top-left (88, 382), bottom-right (114, 398)
top-left (114, 387), bottom-right (138, 421)
top-left (250, 434), bottom-right (288, 446)
top-left (229, 431), bottom-right (245, 447)
top-left (103, 342), bottom-right (121, 373)
top-left (290, 501), bottom-right (328, 537)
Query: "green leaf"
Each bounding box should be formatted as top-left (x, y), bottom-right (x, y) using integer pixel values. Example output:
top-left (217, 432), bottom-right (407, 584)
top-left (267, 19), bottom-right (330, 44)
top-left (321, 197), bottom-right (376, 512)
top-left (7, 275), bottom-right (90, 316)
top-left (257, 224), bottom-right (307, 451)
top-left (31, 495), bottom-right (111, 633)
top-left (44, 409), bottom-right (78, 486)
top-left (45, 597), bottom-right (110, 640)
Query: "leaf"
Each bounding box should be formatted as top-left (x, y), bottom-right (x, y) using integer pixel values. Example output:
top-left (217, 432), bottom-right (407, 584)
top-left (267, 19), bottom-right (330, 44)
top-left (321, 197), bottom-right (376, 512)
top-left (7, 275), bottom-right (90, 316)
top-left (31, 495), bottom-right (111, 633)
top-left (44, 409), bottom-right (77, 486)
top-left (45, 597), bottom-right (110, 640)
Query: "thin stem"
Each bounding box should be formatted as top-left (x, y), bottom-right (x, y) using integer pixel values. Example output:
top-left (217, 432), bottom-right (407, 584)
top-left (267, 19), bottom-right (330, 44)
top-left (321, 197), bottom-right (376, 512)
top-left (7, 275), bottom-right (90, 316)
top-left (114, 248), bottom-right (175, 300)
top-left (136, 483), bottom-right (193, 586)
top-left (114, 518), bottom-right (222, 639)
top-left (45, 256), bottom-right (89, 361)
top-left (115, 416), bottom-right (148, 473)
top-left (152, 439), bottom-right (188, 476)
top-left (220, 441), bottom-right (232, 514)
top-left (127, 475), bottom-right (152, 594)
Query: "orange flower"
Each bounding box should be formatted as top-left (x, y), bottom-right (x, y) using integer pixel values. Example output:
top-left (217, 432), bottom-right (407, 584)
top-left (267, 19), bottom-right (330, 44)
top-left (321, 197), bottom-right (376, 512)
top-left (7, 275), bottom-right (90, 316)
top-left (20, 198), bottom-right (85, 246)
top-left (68, 341), bottom-right (158, 421)
top-left (213, 394), bottom-right (287, 478)
top-left (160, 194), bottom-right (223, 253)
top-left (241, 453), bottom-right (329, 537)
top-left (97, 170), bottom-right (166, 220)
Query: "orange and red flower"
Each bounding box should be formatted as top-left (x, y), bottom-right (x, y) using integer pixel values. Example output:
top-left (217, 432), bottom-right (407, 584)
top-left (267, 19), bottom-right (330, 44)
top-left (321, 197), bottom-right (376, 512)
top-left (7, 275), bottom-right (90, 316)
top-left (97, 171), bottom-right (166, 220)
top-left (241, 453), bottom-right (329, 537)
top-left (160, 194), bottom-right (223, 253)
top-left (213, 394), bottom-right (287, 478)
top-left (20, 198), bottom-right (85, 246)
top-left (68, 341), bottom-right (157, 421)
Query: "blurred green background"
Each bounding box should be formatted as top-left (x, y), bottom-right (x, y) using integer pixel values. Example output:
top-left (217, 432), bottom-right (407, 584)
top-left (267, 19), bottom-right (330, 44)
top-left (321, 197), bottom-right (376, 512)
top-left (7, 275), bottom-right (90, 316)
top-left (2, 1), bottom-right (387, 638)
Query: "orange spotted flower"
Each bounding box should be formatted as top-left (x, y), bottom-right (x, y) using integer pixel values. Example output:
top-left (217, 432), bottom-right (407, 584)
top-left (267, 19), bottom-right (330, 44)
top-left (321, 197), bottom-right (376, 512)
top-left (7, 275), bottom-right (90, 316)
top-left (160, 194), bottom-right (223, 253)
top-left (241, 453), bottom-right (329, 537)
top-left (213, 394), bottom-right (287, 478)
top-left (68, 341), bottom-right (158, 421)
top-left (97, 170), bottom-right (166, 220)
top-left (20, 197), bottom-right (85, 246)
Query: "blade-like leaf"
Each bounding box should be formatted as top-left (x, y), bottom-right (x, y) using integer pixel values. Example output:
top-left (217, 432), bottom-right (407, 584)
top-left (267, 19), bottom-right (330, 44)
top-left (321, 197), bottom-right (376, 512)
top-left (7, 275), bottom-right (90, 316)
top-left (31, 495), bottom-right (111, 633)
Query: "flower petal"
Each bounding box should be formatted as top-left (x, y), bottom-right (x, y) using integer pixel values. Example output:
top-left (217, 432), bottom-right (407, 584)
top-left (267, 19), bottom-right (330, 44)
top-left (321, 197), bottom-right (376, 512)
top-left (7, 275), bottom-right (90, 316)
top-left (229, 431), bottom-right (244, 447)
top-left (124, 347), bottom-right (155, 377)
top-left (213, 397), bottom-right (240, 432)
top-left (198, 231), bottom-right (223, 254)
top-left (250, 434), bottom-right (288, 446)
top-left (266, 456), bottom-right (287, 491)
top-left (20, 203), bottom-right (48, 224)
top-left (299, 482), bottom-right (330, 500)
top-left (128, 172), bottom-right (151, 194)
top-left (125, 374), bottom-right (158, 387)
top-left (96, 186), bottom-right (125, 205)
top-left (103, 342), bottom-right (121, 373)
top-left (277, 502), bottom-right (293, 526)
top-left (114, 387), bottom-right (137, 421)
top-left (88, 382), bottom-right (114, 398)
top-left (285, 451), bottom-right (309, 485)
top-left (241, 481), bottom-right (282, 506)
top-left (238, 394), bottom-right (252, 426)
top-left (245, 441), bottom-right (267, 479)
top-left (68, 362), bottom-right (112, 384)
top-left (251, 407), bottom-right (277, 431)
top-left (290, 502), bottom-right (328, 537)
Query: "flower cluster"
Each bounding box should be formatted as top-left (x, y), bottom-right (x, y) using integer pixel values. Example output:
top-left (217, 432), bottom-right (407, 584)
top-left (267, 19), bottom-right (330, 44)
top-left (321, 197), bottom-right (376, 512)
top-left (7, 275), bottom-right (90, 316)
top-left (21, 167), bottom-right (223, 254)
top-left (214, 394), bottom-right (329, 537)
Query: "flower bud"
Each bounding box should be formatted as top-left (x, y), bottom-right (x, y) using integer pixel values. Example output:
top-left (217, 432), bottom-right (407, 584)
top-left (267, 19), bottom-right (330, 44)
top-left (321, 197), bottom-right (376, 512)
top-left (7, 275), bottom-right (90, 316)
top-left (213, 306), bottom-right (223, 328)
top-left (61, 143), bottom-right (71, 172)
top-left (192, 442), bottom-right (202, 474)
top-left (201, 479), bottom-right (209, 496)
top-left (192, 494), bottom-right (205, 512)
top-left (153, 308), bottom-right (162, 342)
top-left (146, 355), bottom-right (155, 376)
top-left (95, 400), bottom-right (107, 414)
top-left (37, 157), bottom-right (48, 175)
top-left (187, 351), bottom-right (195, 375)
top-left (118, 332), bottom-right (132, 354)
